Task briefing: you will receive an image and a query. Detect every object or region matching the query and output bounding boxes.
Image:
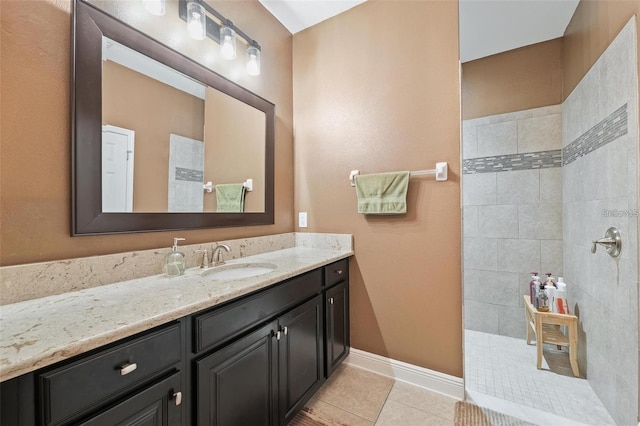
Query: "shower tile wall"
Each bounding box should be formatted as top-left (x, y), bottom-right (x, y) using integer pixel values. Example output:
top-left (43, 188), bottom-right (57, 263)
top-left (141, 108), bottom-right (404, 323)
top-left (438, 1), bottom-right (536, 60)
top-left (562, 18), bottom-right (638, 425)
top-left (463, 105), bottom-right (563, 339)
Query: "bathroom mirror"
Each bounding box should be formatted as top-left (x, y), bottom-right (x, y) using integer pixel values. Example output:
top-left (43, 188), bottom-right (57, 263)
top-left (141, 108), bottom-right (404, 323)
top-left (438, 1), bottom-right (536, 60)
top-left (73, 0), bottom-right (274, 235)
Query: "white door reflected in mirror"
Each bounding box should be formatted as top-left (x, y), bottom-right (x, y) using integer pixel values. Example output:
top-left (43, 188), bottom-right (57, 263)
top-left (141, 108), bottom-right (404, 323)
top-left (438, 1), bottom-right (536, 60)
top-left (102, 125), bottom-right (135, 212)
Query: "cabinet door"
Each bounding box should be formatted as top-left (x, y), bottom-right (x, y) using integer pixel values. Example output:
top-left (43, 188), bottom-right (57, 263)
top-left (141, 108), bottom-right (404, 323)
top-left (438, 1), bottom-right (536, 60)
top-left (278, 295), bottom-right (324, 424)
top-left (325, 281), bottom-right (350, 378)
top-left (79, 372), bottom-right (182, 426)
top-left (196, 321), bottom-right (278, 426)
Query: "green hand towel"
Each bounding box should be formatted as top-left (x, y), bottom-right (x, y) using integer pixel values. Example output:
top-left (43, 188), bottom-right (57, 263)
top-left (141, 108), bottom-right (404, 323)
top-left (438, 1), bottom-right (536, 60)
top-left (216, 183), bottom-right (246, 212)
top-left (354, 171), bottom-right (410, 214)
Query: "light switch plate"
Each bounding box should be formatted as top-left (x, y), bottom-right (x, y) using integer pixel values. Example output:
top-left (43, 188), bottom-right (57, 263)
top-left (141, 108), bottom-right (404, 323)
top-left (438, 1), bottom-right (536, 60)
top-left (298, 212), bottom-right (308, 228)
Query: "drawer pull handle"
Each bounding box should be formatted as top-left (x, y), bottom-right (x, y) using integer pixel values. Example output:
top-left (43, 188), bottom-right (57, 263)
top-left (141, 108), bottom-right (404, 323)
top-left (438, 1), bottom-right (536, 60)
top-left (329, 298), bottom-right (334, 305)
top-left (173, 391), bottom-right (183, 406)
top-left (335, 270), bottom-right (343, 275)
top-left (119, 362), bottom-right (137, 376)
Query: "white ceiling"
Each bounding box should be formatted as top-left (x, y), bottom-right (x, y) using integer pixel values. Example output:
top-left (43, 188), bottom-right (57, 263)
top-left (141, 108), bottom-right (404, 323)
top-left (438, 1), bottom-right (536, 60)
top-left (258, 0), bottom-right (366, 35)
top-left (259, 0), bottom-right (580, 63)
top-left (459, 0), bottom-right (580, 62)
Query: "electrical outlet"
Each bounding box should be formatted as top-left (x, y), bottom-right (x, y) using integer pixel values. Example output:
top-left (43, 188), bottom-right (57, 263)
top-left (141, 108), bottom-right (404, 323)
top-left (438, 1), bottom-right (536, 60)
top-left (298, 212), bottom-right (308, 228)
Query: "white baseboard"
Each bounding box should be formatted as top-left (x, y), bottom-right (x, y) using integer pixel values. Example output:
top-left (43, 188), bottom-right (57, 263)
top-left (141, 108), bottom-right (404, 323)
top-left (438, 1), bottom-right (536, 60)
top-left (344, 348), bottom-right (464, 400)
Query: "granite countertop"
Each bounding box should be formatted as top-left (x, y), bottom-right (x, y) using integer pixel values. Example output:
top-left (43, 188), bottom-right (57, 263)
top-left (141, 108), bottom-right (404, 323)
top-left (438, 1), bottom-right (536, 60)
top-left (0, 246), bottom-right (353, 382)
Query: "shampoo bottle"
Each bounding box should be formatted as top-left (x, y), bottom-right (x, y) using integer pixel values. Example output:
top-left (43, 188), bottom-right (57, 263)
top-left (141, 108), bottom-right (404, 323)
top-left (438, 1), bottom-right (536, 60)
top-left (546, 282), bottom-right (556, 313)
top-left (545, 273), bottom-right (556, 288)
top-left (529, 273), bottom-right (539, 305)
top-left (164, 237), bottom-right (186, 276)
top-left (555, 277), bottom-right (569, 314)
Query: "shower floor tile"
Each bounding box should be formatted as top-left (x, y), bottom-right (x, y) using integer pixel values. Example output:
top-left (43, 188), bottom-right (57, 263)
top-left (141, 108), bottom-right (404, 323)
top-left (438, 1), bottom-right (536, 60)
top-left (465, 330), bottom-right (616, 425)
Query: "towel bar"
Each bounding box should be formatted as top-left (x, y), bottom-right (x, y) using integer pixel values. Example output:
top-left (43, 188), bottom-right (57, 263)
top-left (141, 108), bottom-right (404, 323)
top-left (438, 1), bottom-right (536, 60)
top-left (349, 162), bottom-right (448, 186)
top-left (204, 179), bottom-right (253, 193)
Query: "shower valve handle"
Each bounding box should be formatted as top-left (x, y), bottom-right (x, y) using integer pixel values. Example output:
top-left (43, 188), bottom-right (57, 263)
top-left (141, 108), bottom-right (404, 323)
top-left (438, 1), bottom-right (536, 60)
top-left (591, 227), bottom-right (622, 257)
top-left (591, 238), bottom-right (615, 253)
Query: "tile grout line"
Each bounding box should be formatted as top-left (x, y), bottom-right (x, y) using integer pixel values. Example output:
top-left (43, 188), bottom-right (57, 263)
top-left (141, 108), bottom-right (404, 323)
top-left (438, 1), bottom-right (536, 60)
top-left (372, 382), bottom-right (395, 425)
top-left (382, 396), bottom-right (456, 424)
top-left (312, 397), bottom-right (375, 425)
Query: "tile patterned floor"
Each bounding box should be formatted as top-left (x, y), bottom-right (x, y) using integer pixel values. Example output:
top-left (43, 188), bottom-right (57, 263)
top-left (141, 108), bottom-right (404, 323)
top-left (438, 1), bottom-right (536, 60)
top-left (465, 330), bottom-right (616, 425)
top-left (304, 364), bottom-right (457, 425)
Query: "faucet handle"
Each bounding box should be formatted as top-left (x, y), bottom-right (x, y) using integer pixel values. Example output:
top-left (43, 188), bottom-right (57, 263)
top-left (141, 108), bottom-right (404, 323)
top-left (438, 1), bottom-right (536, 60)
top-left (194, 249), bottom-right (208, 268)
top-left (591, 227), bottom-right (622, 257)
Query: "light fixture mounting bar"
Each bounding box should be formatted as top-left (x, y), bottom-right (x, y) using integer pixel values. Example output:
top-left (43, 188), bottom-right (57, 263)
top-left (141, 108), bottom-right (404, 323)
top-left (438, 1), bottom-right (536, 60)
top-left (177, 0), bottom-right (260, 50)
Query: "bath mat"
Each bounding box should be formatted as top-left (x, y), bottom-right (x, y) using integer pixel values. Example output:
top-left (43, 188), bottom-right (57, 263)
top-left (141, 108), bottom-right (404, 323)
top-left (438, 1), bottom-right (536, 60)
top-left (454, 401), bottom-right (535, 426)
top-left (289, 409), bottom-right (330, 426)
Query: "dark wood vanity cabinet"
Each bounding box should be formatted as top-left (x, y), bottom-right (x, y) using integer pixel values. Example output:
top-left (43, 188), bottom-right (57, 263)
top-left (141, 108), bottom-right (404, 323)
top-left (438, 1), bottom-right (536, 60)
top-left (323, 259), bottom-right (350, 378)
top-left (195, 295), bottom-right (324, 426)
top-left (79, 371), bottom-right (183, 426)
top-left (0, 259), bottom-right (350, 426)
top-left (195, 321), bottom-right (279, 426)
top-left (278, 295), bottom-right (325, 424)
top-left (39, 323), bottom-right (185, 426)
top-left (325, 281), bottom-right (350, 377)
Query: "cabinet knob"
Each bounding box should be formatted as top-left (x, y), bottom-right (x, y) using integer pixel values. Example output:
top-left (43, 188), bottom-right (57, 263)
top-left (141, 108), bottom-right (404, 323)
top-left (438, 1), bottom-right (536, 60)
top-left (119, 362), bottom-right (137, 376)
top-left (329, 298), bottom-right (334, 305)
top-left (282, 326), bottom-right (288, 335)
top-left (275, 330), bottom-right (281, 340)
top-left (335, 270), bottom-right (343, 275)
top-left (173, 391), bottom-right (182, 406)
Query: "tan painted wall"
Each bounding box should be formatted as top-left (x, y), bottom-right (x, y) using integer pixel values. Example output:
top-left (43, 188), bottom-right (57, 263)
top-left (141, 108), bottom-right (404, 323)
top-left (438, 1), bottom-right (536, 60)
top-left (102, 60), bottom-right (205, 212)
top-left (461, 38), bottom-right (563, 120)
top-left (562, 0), bottom-right (640, 99)
top-left (0, 0), bottom-right (293, 266)
top-left (204, 87), bottom-right (265, 213)
top-left (293, 0), bottom-right (462, 376)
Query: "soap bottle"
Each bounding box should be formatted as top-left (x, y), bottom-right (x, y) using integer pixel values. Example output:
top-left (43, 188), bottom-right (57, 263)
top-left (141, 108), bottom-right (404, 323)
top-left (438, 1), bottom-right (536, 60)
top-left (164, 237), bottom-right (186, 276)
top-left (537, 280), bottom-right (550, 312)
top-left (545, 272), bottom-right (556, 288)
top-left (544, 273), bottom-right (556, 312)
top-left (529, 273), bottom-right (539, 305)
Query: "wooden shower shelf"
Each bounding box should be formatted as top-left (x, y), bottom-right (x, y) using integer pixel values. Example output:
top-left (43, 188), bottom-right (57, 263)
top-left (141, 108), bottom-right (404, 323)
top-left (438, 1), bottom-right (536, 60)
top-left (523, 295), bottom-right (580, 377)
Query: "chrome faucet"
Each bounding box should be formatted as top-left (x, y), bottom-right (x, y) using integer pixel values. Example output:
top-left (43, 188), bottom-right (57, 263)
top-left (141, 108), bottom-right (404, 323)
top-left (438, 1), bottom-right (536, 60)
top-left (211, 243), bottom-right (231, 266)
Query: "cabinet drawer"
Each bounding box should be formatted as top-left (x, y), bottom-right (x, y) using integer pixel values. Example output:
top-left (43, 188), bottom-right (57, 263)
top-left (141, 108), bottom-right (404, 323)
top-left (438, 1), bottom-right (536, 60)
top-left (323, 259), bottom-right (348, 288)
top-left (79, 371), bottom-right (182, 426)
top-left (40, 324), bottom-right (181, 426)
top-left (195, 269), bottom-right (322, 354)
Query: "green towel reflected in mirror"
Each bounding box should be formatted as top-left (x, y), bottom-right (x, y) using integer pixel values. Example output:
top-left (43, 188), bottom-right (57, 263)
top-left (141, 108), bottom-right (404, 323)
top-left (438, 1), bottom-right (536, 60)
top-left (216, 183), bottom-right (246, 212)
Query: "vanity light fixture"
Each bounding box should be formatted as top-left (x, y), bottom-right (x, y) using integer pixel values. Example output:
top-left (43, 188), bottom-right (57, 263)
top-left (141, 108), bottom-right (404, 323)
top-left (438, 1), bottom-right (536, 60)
top-left (220, 24), bottom-right (237, 60)
top-left (246, 44), bottom-right (261, 76)
top-left (147, 0), bottom-right (264, 76)
top-left (143, 0), bottom-right (165, 16)
top-left (186, 0), bottom-right (206, 40)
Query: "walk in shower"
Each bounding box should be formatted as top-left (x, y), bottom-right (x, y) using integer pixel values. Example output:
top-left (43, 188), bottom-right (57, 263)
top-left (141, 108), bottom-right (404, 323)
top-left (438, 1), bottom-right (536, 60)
top-left (461, 16), bottom-right (639, 426)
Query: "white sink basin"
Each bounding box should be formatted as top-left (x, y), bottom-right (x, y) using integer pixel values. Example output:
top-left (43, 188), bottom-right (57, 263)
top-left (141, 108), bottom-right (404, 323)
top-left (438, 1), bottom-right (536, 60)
top-left (201, 263), bottom-right (277, 280)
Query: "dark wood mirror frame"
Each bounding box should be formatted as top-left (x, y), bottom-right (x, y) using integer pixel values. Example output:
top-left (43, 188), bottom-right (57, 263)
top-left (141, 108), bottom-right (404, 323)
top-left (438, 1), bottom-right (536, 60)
top-left (72, 0), bottom-right (275, 235)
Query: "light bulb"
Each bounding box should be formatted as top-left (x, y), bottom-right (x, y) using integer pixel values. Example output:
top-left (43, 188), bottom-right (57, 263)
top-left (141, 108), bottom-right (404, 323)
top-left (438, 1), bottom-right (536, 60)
top-left (220, 26), bottom-right (236, 60)
top-left (143, 0), bottom-right (165, 16)
top-left (187, 1), bottom-right (206, 40)
top-left (246, 45), bottom-right (261, 76)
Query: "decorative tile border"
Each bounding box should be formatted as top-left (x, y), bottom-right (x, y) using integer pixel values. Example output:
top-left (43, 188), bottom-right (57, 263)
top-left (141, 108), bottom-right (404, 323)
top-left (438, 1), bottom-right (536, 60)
top-left (463, 149), bottom-right (562, 174)
top-left (563, 104), bottom-right (628, 166)
top-left (175, 167), bottom-right (203, 182)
